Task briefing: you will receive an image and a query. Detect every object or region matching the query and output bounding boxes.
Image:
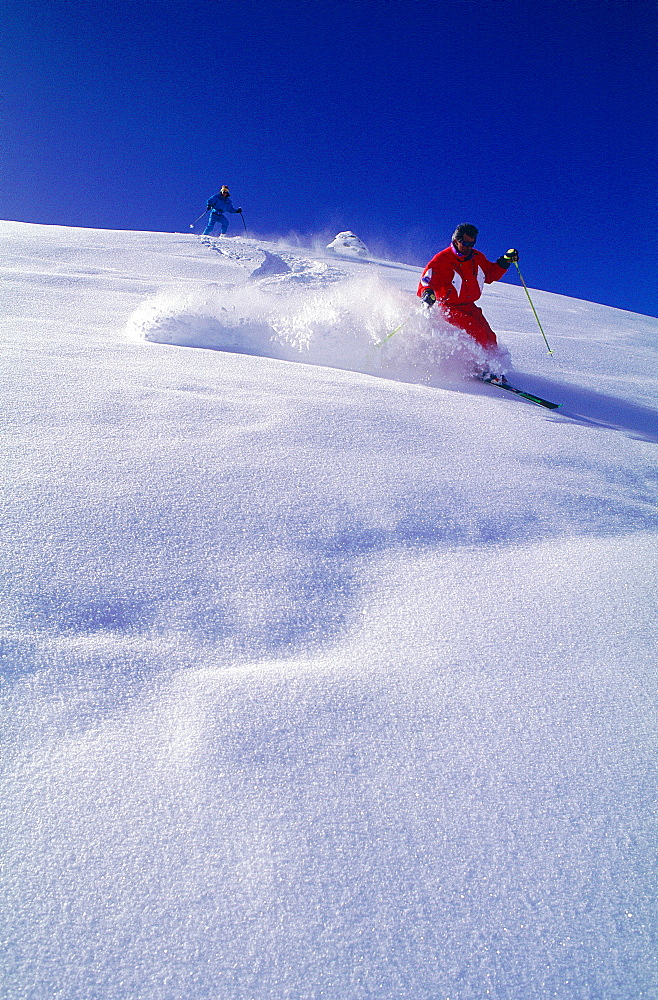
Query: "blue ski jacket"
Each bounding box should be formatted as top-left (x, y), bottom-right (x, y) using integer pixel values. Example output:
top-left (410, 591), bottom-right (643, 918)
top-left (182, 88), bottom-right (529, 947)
top-left (206, 193), bottom-right (240, 215)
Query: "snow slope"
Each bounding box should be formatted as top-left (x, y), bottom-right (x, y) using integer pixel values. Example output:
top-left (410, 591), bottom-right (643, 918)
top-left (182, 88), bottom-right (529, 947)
top-left (1, 221), bottom-right (657, 1000)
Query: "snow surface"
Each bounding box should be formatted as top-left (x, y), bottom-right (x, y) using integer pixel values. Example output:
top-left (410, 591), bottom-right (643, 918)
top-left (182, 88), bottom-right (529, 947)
top-left (1, 221), bottom-right (657, 1000)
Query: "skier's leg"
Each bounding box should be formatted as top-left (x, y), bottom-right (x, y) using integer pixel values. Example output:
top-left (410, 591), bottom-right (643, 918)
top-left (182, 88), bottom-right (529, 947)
top-left (467, 305), bottom-right (497, 349)
top-left (442, 304), bottom-right (498, 349)
top-left (219, 214), bottom-right (228, 234)
top-left (203, 211), bottom-right (217, 235)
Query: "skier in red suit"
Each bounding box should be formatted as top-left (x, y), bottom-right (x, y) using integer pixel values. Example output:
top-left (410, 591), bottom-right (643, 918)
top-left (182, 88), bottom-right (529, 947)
top-left (417, 224), bottom-right (518, 351)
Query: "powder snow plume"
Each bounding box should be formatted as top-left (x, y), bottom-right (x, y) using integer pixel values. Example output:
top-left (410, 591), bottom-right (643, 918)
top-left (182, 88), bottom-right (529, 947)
top-left (127, 274), bottom-right (507, 384)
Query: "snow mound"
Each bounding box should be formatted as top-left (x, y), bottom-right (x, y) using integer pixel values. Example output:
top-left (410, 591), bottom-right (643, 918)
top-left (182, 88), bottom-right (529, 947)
top-left (127, 275), bottom-right (505, 381)
top-left (326, 230), bottom-right (370, 256)
top-left (249, 250), bottom-right (292, 279)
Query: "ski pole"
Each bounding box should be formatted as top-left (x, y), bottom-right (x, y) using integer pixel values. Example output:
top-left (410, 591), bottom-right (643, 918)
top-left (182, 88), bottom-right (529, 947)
top-left (374, 296), bottom-right (435, 348)
top-left (514, 261), bottom-right (553, 355)
top-left (373, 314), bottom-right (413, 347)
top-left (189, 210), bottom-right (209, 229)
top-left (239, 211), bottom-right (247, 232)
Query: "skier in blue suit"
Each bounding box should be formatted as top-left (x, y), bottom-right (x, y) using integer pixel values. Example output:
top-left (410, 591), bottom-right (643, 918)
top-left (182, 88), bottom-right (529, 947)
top-left (203, 185), bottom-right (243, 235)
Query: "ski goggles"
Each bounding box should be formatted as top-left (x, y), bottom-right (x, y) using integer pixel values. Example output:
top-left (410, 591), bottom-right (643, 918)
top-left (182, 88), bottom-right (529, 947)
top-left (455, 237), bottom-right (476, 247)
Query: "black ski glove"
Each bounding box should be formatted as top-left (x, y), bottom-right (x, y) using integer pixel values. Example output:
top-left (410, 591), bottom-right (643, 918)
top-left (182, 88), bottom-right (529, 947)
top-left (206, 202), bottom-right (213, 211)
top-left (236, 207), bottom-right (243, 213)
top-left (496, 248), bottom-right (519, 268)
top-left (421, 289), bottom-right (436, 307)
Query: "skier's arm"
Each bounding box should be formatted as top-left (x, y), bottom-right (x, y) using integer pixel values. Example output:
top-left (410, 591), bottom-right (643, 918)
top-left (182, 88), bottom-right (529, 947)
top-left (485, 249), bottom-right (519, 282)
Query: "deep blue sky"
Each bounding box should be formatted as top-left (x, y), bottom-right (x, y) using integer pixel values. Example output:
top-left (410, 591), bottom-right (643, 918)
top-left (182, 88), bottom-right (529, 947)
top-left (1, 0), bottom-right (657, 317)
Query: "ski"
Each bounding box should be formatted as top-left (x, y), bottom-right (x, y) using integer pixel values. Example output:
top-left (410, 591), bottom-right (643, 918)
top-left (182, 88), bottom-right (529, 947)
top-left (473, 374), bottom-right (561, 410)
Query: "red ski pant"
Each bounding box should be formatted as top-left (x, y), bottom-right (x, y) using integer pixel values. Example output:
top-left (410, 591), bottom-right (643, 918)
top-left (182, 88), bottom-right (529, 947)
top-left (440, 302), bottom-right (498, 349)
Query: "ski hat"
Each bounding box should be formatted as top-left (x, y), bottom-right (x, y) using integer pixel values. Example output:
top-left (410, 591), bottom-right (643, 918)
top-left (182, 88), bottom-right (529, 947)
top-left (220, 185), bottom-right (230, 196)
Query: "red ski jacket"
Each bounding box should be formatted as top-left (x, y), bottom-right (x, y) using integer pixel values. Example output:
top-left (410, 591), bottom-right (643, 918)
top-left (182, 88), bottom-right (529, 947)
top-left (417, 246), bottom-right (508, 306)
